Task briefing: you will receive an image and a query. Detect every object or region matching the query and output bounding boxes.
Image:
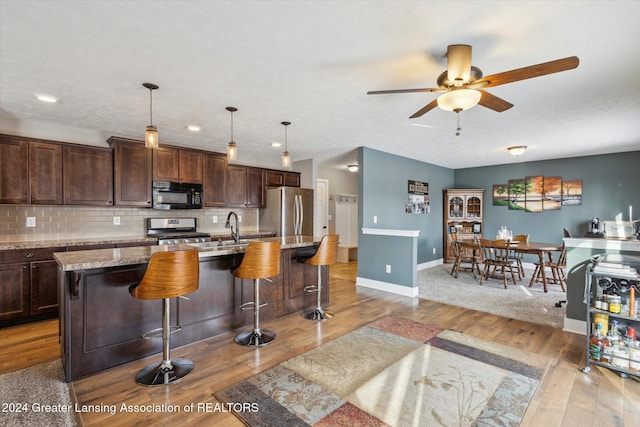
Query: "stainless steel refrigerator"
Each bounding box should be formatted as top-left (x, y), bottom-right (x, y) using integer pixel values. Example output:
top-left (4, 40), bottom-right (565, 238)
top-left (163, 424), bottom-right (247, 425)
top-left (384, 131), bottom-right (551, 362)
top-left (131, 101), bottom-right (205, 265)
top-left (259, 187), bottom-right (314, 236)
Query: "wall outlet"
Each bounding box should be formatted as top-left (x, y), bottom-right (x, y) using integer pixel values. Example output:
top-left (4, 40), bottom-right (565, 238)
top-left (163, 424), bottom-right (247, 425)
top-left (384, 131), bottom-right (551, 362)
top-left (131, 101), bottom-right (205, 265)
top-left (113, 216), bottom-right (120, 225)
top-left (433, 247), bottom-right (436, 254)
top-left (385, 264), bottom-right (391, 273)
top-left (238, 215), bottom-right (242, 223)
top-left (26, 217), bottom-right (36, 228)
top-left (212, 216), bottom-right (218, 223)
top-left (374, 215), bottom-right (378, 224)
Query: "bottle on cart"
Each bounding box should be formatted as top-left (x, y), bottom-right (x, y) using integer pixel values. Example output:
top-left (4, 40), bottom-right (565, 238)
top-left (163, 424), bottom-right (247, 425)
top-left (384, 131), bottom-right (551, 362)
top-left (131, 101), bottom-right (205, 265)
top-left (590, 322), bottom-right (605, 362)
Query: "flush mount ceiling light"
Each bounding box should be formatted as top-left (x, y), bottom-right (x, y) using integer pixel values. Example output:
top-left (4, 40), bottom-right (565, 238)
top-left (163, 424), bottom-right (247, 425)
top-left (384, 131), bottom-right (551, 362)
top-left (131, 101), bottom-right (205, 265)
top-left (347, 164), bottom-right (359, 172)
top-left (281, 121), bottom-right (291, 168)
top-left (508, 145), bottom-right (527, 156)
top-left (34, 93), bottom-right (59, 103)
top-left (186, 125), bottom-right (201, 132)
top-left (226, 106), bottom-right (238, 161)
top-left (142, 83), bottom-right (159, 149)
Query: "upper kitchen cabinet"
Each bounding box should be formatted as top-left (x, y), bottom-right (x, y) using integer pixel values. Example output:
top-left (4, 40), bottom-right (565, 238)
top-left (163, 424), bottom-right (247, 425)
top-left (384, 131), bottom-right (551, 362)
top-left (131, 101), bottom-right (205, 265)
top-left (153, 146), bottom-right (203, 184)
top-left (266, 170), bottom-right (301, 187)
top-left (203, 152), bottom-right (227, 206)
top-left (0, 135), bottom-right (63, 205)
top-left (227, 166), bottom-right (265, 208)
top-left (63, 145), bottom-right (113, 205)
top-left (108, 137), bottom-right (152, 207)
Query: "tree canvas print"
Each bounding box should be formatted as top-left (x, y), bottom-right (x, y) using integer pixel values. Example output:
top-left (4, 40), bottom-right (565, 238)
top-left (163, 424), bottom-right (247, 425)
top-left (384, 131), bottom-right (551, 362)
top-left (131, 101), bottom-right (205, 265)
top-left (493, 184), bottom-right (508, 206)
top-left (543, 176), bottom-right (562, 211)
top-left (508, 179), bottom-right (526, 210)
top-left (562, 180), bottom-right (583, 205)
top-left (525, 176), bottom-right (544, 212)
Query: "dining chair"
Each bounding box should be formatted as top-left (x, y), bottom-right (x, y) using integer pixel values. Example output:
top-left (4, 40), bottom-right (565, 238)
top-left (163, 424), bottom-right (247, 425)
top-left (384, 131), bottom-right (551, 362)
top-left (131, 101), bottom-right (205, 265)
top-left (450, 239), bottom-right (481, 279)
top-left (479, 238), bottom-right (518, 288)
top-left (530, 242), bottom-right (567, 293)
top-left (508, 234), bottom-right (529, 279)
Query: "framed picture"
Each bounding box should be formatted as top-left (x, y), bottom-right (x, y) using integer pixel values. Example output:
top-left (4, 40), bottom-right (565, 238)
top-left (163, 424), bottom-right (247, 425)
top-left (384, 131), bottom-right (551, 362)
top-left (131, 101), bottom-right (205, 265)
top-left (449, 225), bottom-right (457, 234)
top-left (473, 223), bottom-right (481, 234)
top-left (463, 226), bottom-right (472, 234)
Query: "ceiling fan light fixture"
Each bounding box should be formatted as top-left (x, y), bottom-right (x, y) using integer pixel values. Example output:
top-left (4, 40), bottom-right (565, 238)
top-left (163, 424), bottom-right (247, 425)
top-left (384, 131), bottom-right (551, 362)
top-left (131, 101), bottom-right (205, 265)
top-left (281, 121), bottom-right (291, 169)
top-left (226, 107), bottom-right (238, 162)
top-left (142, 83), bottom-right (159, 149)
top-left (437, 89), bottom-right (481, 112)
top-left (347, 164), bottom-right (359, 172)
top-left (508, 145), bottom-right (527, 156)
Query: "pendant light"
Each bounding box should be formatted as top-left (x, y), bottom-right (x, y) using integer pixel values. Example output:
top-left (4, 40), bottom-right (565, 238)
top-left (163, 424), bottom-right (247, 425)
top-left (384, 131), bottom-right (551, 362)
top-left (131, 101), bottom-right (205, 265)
top-left (226, 107), bottom-right (238, 161)
top-left (142, 83), bottom-right (159, 149)
top-left (281, 121), bottom-right (291, 168)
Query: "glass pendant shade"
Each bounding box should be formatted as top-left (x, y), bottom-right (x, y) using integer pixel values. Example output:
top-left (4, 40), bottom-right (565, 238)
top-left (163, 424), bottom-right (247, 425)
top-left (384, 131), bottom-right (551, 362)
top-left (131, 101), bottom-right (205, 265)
top-left (281, 151), bottom-right (291, 168)
top-left (227, 141), bottom-right (237, 161)
top-left (437, 89), bottom-right (481, 111)
top-left (145, 125), bottom-right (159, 149)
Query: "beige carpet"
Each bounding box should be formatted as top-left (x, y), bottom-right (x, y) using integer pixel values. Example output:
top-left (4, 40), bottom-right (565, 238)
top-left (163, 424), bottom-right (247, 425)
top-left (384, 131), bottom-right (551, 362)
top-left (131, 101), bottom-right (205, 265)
top-left (0, 360), bottom-right (75, 427)
top-left (418, 264), bottom-right (566, 328)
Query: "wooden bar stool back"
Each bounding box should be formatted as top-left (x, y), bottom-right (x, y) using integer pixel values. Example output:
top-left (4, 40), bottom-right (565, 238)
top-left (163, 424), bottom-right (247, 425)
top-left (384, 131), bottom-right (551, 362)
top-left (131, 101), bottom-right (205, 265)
top-left (298, 235), bottom-right (339, 320)
top-left (232, 240), bottom-right (281, 346)
top-left (129, 248), bottom-right (199, 386)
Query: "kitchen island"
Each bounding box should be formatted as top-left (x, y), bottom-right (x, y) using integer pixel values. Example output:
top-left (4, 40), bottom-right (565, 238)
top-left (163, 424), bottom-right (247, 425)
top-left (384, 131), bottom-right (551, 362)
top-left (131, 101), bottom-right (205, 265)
top-left (54, 236), bottom-right (326, 382)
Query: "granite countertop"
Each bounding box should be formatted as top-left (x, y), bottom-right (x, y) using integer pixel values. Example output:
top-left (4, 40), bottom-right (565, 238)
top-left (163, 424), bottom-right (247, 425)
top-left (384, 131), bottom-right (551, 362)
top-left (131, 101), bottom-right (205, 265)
top-left (54, 236), bottom-right (321, 271)
top-left (0, 236), bottom-right (157, 251)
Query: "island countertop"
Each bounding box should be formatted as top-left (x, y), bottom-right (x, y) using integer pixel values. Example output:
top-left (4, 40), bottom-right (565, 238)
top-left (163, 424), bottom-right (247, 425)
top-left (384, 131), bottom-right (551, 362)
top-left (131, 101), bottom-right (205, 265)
top-left (53, 236), bottom-right (321, 271)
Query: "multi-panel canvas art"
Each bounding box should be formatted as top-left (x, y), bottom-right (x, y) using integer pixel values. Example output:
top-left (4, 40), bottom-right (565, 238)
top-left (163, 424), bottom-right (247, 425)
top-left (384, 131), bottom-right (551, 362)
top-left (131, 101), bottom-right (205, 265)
top-left (493, 176), bottom-right (582, 211)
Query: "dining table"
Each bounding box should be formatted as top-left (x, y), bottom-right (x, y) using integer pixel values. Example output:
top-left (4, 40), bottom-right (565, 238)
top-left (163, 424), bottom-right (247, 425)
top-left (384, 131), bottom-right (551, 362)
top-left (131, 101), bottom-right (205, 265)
top-left (456, 239), bottom-right (563, 292)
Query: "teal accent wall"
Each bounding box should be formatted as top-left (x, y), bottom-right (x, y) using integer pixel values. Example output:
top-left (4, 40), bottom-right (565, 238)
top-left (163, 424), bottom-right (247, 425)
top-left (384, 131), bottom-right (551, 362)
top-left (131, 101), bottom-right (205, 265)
top-left (454, 151), bottom-right (640, 246)
top-left (358, 147), bottom-right (454, 287)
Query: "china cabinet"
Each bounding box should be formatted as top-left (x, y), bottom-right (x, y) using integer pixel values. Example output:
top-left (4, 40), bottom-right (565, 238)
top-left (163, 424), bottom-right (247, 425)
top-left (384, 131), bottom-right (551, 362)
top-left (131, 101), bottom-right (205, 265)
top-left (443, 189), bottom-right (484, 263)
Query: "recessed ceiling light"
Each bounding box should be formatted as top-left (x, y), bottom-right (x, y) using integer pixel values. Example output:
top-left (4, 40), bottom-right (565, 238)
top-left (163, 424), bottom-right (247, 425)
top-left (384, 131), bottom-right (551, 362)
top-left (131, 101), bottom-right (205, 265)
top-left (186, 125), bottom-right (201, 132)
top-left (34, 93), bottom-right (59, 103)
top-left (271, 142), bottom-right (281, 148)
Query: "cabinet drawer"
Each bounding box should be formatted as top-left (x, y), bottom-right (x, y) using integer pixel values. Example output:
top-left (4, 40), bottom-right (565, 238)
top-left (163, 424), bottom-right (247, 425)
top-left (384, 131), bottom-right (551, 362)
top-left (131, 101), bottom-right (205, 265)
top-left (0, 247), bottom-right (61, 263)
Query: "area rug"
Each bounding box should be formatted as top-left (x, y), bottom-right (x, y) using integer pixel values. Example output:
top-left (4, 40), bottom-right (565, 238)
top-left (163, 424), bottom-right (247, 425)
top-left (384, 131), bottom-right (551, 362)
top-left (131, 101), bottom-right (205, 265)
top-left (418, 264), bottom-right (566, 328)
top-left (215, 315), bottom-right (550, 426)
top-left (0, 360), bottom-right (76, 427)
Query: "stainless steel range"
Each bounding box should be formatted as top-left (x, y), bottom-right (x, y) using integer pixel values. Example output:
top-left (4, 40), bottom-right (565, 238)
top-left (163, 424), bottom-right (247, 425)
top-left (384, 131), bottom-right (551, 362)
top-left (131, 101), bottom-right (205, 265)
top-left (146, 217), bottom-right (212, 245)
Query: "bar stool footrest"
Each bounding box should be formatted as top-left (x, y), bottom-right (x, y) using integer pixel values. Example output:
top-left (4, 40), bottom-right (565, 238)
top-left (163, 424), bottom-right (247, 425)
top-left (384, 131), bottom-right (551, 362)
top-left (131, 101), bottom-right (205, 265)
top-left (235, 329), bottom-right (276, 346)
top-left (303, 285), bottom-right (319, 293)
top-left (142, 325), bottom-right (182, 339)
top-left (302, 308), bottom-right (333, 321)
top-left (135, 357), bottom-right (194, 386)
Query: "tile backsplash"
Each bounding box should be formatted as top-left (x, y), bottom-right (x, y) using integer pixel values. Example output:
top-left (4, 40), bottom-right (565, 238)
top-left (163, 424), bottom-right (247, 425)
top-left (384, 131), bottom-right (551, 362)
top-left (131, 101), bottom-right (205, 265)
top-left (0, 205), bottom-right (259, 242)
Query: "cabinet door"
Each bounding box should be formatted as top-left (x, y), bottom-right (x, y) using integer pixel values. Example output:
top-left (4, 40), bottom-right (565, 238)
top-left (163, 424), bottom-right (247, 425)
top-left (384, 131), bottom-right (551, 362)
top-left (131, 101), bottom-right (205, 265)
top-left (0, 137), bottom-right (29, 204)
top-left (30, 259), bottom-right (59, 314)
top-left (29, 141), bottom-right (63, 204)
top-left (152, 147), bottom-right (180, 182)
top-left (203, 153), bottom-right (227, 206)
top-left (0, 263), bottom-right (30, 320)
top-left (266, 170), bottom-right (284, 187)
top-left (226, 165), bottom-right (248, 207)
top-left (179, 150), bottom-right (203, 184)
top-left (246, 167), bottom-right (265, 207)
top-left (112, 139), bottom-right (152, 206)
top-left (63, 145), bottom-right (114, 205)
top-left (284, 172), bottom-right (300, 187)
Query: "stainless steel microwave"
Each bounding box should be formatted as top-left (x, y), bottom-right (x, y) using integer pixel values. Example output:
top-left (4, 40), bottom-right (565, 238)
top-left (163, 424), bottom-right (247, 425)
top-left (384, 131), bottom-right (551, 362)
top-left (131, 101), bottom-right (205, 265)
top-left (152, 181), bottom-right (203, 210)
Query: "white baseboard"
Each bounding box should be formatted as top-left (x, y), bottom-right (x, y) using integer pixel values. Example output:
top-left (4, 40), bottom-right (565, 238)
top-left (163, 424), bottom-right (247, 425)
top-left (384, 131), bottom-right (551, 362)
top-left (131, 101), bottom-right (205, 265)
top-left (418, 258), bottom-right (443, 271)
top-left (563, 317), bottom-right (586, 335)
top-left (356, 277), bottom-right (418, 298)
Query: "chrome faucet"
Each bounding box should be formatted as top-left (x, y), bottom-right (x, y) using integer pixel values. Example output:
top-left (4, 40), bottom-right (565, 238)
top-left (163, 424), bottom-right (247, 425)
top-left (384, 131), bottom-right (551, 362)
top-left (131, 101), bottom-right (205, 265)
top-left (225, 211), bottom-right (240, 243)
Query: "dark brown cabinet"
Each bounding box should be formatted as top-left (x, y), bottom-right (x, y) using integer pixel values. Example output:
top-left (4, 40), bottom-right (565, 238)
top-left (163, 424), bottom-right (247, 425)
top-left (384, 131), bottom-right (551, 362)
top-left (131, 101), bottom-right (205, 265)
top-left (153, 146), bottom-right (203, 184)
top-left (227, 166), bottom-right (265, 207)
top-left (203, 152), bottom-right (227, 206)
top-left (266, 170), bottom-right (300, 187)
top-left (63, 145), bottom-right (113, 205)
top-left (109, 137), bottom-right (153, 207)
top-left (0, 247), bottom-right (61, 323)
top-left (0, 135), bottom-right (62, 205)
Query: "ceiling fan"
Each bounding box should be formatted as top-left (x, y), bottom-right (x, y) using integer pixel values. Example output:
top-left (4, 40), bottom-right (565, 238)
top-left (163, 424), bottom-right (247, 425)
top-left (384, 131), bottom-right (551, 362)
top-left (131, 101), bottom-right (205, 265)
top-left (367, 44), bottom-right (579, 125)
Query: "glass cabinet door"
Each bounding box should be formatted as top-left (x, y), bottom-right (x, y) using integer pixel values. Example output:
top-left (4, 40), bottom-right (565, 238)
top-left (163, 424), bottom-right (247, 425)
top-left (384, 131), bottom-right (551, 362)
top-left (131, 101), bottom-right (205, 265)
top-left (466, 196), bottom-right (481, 219)
top-left (449, 196), bottom-right (463, 218)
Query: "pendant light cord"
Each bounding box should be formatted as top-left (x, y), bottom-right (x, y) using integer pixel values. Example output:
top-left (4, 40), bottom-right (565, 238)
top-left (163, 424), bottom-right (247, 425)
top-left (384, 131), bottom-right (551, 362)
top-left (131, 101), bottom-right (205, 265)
top-left (149, 88), bottom-right (153, 126)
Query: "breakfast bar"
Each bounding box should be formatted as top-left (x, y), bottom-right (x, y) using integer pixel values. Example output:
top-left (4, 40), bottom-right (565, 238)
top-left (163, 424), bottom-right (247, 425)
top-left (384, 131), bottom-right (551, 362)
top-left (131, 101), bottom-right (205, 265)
top-left (54, 237), bottom-right (326, 382)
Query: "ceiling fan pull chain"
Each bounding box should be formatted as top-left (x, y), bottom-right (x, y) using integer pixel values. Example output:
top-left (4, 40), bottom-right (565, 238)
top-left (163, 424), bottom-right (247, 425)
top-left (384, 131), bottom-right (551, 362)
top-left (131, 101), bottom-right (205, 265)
top-left (455, 108), bottom-right (462, 136)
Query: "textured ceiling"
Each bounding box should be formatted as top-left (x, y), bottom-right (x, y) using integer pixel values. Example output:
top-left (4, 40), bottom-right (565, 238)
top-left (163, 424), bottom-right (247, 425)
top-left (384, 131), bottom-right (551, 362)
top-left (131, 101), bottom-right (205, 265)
top-left (1, 1), bottom-right (639, 171)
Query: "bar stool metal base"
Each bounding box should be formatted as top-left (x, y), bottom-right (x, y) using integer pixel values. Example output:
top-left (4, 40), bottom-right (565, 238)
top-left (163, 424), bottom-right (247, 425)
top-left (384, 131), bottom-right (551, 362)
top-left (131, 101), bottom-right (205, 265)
top-left (302, 308), bottom-right (333, 320)
top-left (235, 329), bottom-right (276, 347)
top-left (135, 358), bottom-right (194, 386)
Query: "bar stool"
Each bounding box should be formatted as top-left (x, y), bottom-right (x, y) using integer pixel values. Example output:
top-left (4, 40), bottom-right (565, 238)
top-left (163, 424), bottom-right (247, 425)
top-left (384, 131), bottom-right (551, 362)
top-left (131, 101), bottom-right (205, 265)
top-left (232, 240), bottom-right (281, 346)
top-left (297, 235), bottom-right (339, 320)
top-left (129, 248), bottom-right (199, 386)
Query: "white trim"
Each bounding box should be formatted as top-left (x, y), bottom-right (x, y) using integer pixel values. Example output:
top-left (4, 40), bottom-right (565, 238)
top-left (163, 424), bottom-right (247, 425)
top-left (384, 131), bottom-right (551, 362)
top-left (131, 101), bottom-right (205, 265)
top-left (356, 277), bottom-right (418, 297)
top-left (563, 317), bottom-right (586, 336)
top-left (361, 228), bottom-right (420, 237)
top-left (563, 237), bottom-right (640, 252)
top-left (418, 258), bottom-right (443, 271)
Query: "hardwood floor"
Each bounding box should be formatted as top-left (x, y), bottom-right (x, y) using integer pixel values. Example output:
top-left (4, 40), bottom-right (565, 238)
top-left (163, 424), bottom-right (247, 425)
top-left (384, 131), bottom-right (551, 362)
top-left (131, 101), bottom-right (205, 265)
top-left (2, 260), bottom-right (639, 426)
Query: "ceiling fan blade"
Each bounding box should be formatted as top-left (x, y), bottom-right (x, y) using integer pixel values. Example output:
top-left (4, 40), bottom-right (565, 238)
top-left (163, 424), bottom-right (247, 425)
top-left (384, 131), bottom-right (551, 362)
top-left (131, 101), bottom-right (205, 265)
top-left (447, 44), bottom-right (472, 86)
top-left (471, 56), bottom-right (579, 88)
top-left (477, 90), bottom-right (514, 112)
top-left (367, 87), bottom-right (442, 95)
top-left (409, 99), bottom-right (439, 118)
